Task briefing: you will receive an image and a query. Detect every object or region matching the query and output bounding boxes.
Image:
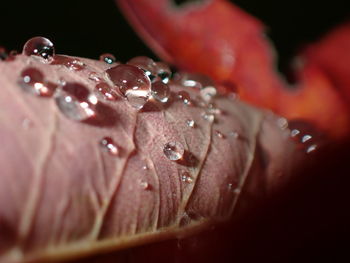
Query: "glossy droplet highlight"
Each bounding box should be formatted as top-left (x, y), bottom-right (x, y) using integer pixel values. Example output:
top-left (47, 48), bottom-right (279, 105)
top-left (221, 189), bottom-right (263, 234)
top-left (22, 37), bottom-right (55, 61)
top-left (100, 137), bottom-right (119, 156)
top-left (202, 112), bottom-right (215, 123)
top-left (215, 130), bottom-right (225, 139)
top-left (154, 62), bottom-right (171, 84)
top-left (88, 72), bottom-right (103, 82)
top-left (163, 141), bottom-right (184, 161)
top-left (96, 82), bottom-right (119, 101)
top-left (151, 81), bottom-right (170, 103)
top-left (100, 53), bottom-right (116, 64)
top-left (200, 86), bottom-right (217, 102)
top-left (186, 119), bottom-right (195, 128)
top-left (177, 90), bottom-right (192, 105)
top-left (306, 144), bottom-right (317, 154)
top-left (55, 82), bottom-right (97, 121)
top-left (19, 67), bottom-right (56, 97)
top-left (127, 56), bottom-right (157, 80)
top-left (106, 64), bottom-right (151, 110)
top-left (181, 171), bottom-right (193, 183)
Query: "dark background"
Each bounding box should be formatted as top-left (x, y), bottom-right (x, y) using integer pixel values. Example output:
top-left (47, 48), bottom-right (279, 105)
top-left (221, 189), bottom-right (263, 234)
top-left (0, 0), bottom-right (349, 75)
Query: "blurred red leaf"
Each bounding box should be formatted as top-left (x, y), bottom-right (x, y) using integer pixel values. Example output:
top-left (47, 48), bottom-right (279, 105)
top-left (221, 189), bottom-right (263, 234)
top-left (117, 0), bottom-right (350, 139)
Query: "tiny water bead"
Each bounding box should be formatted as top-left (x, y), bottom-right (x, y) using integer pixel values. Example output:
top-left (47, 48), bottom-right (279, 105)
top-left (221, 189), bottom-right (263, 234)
top-left (106, 64), bottom-right (151, 110)
top-left (163, 141), bottom-right (185, 161)
top-left (215, 130), bottom-right (225, 139)
top-left (100, 137), bottom-right (119, 156)
top-left (100, 53), bottom-right (116, 64)
top-left (22, 37), bottom-right (55, 61)
top-left (151, 81), bottom-right (170, 103)
top-left (288, 120), bottom-right (320, 154)
top-left (139, 181), bottom-right (151, 190)
top-left (181, 171), bottom-right (193, 183)
top-left (200, 86), bottom-right (217, 102)
top-left (95, 82), bottom-right (119, 101)
top-left (55, 82), bottom-right (98, 121)
top-left (177, 90), bottom-right (192, 105)
top-left (186, 119), bottom-right (195, 128)
top-left (19, 67), bottom-right (55, 97)
top-left (202, 112), bottom-right (215, 123)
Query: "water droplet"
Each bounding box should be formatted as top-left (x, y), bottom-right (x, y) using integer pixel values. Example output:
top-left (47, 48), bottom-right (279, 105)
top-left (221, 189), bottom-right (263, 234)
top-left (95, 82), bottom-right (119, 101)
top-left (51, 55), bottom-right (86, 71)
top-left (290, 129), bottom-right (300, 137)
top-left (55, 82), bottom-right (97, 121)
top-left (301, 134), bottom-right (312, 143)
top-left (163, 141), bottom-right (185, 161)
top-left (154, 62), bottom-right (171, 84)
top-left (100, 137), bottom-right (119, 156)
top-left (200, 86), bottom-right (217, 102)
top-left (100, 53), bottom-right (116, 64)
top-left (177, 90), bottom-right (192, 105)
top-left (151, 81), bottom-right (170, 103)
top-left (18, 67), bottom-right (56, 97)
top-left (127, 56), bottom-right (157, 80)
top-left (139, 181), bottom-right (151, 190)
top-left (181, 171), bottom-right (193, 183)
top-left (22, 37), bottom-right (55, 61)
top-left (215, 130), bottom-right (225, 139)
top-left (186, 119), bottom-right (195, 128)
top-left (306, 144), bottom-right (317, 154)
top-left (88, 72), bottom-right (103, 82)
top-left (106, 64), bottom-right (151, 110)
top-left (202, 112), bottom-right (215, 123)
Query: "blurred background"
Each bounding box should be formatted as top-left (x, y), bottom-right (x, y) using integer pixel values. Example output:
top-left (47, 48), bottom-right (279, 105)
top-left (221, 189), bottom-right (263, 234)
top-left (0, 0), bottom-right (349, 75)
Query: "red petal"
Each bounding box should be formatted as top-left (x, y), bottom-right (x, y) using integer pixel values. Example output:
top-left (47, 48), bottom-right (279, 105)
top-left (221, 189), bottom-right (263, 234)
top-left (117, 0), bottom-right (350, 139)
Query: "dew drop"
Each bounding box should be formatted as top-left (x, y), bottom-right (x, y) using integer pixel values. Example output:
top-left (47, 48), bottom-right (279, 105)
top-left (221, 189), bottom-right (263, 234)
top-left (55, 82), bottom-right (97, 121)
top-left (301, 134), bottom-right (312, 143)
top-left (202, 112), bottom-right (215, 123)
top-left (51, 55), bottom-right (86, 71)
top-left (100, 53), bottom-right (116, 64)
top-left (127, 56), bottom-right (157, 80)
top-left (19, 67), bottom-right (56, 97)
top-left (100, 137), bottom-right (119, 156)
top-left (181, 171), bottom-right (193, 183)
top-left (306, 144), bottom-right (317, 154)
top-left (163, 141), bottom-right (185, 161)
top-left (290, 129), bottom-right (300, 137)
top-left (95, 82), bottom-right (119, 101)
top-left (186, 119), bottom-right (195, 128)
top-left (215, 130), bottom-right (225, 139)
top-left (200, 86), bottom-right (217, 102)
top-left (154, 62), bottom-right (171, 84)
top-left (106, 64), bottom-right (151, 110)
top-left (177, 90), bottom-right (192, 105)
top-left (22, 37), bottom-right (55, 61)
top-left (151, 81), bottom-right (170, 103)
top-left (88, 72), bottom-right (103, 82)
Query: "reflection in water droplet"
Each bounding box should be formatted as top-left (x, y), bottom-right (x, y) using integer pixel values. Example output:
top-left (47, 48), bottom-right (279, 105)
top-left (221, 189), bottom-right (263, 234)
top-left (100, 53), bottom-right (116, 64)
top-left (186, 119), bottom-right (195, 128)
top-left (302, 134), bottom-right (312, 143)
top-left (215, 130), bottom-right (225, 139)
top-left (51, 55), bottom-right (86, 71)
top-left (177, 90), bottom-right (192, 105)
top-left (154, 62), bottom-right (171, 84)
top-left (306, 144), bottom-right (317, 154)
top-left (200, 86), bottom-right (217, 102)
top-left (100, 137), bottom-right (119, 156)
top-left (202, 112), bottom-right (215, 123)
top-left (106, 64), bottom-right (151, 110)
top-left (290, 129), bottom-right (300, 137)
top-left (22, 37), bottom-right (55, 61)
top-left (88, 72), bottom-right (103, 82)
top-left (151, 81), bottom-right (170, 103)
top-left (181, 171), bottom-right (193, 183)
top-left (55, 82), bottom-right (97, 121)
top-left (95, 82), bottom-right (119, 101)
top-left (163, 141), bottom-right (184, 161)
top-left (19, 67), bottom-right (56, 97)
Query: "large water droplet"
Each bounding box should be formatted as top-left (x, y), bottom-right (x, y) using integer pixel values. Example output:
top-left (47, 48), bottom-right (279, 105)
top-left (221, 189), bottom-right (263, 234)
top-left (22, 37), bottom-right (55, 61)
top-left (100, 137), bottom-right (119, 156)
top-left (51, 55), bottom-right (86, 71)
top-left (19, 67), bottom-right (56, 97)
top-left (100, 53), bottom-right (116, 64)
top-left (151, 81), bottom-right (170, 103)
top-left (55, 82), bottom-right (97, 121)
top-left (163, 141), bottom-right (185, 161)
top-left (177, 90), bottom-right (192, 106)
top-left (127, 56), bottom-right (157, 80)
top-left (200, 86), bottom-right (217, 102)
top-left (95, 82), bottom-right (119, 101)
top-left (106, 64), bottom-right (151, 110)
